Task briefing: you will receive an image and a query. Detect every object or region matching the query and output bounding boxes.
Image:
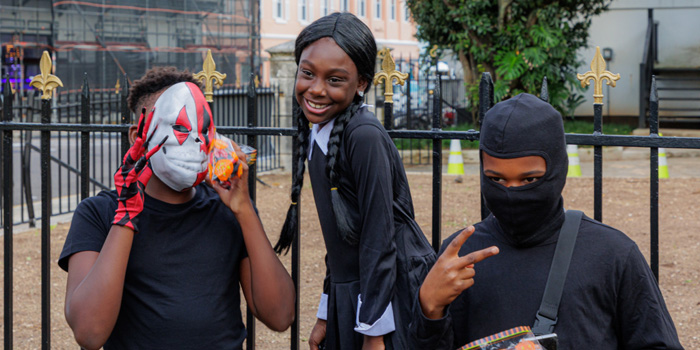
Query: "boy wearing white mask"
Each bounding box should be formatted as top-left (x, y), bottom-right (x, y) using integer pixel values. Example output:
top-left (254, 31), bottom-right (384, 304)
top-left (59, 67), bottom-right (295, 350)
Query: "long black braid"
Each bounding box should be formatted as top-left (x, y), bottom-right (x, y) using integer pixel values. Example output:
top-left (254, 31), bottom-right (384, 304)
top-left (274, 97), bottom-right (310, 254)
top-left (326, 97), bottom-right (363, 245)
top-left (274, 12), bottom-right (377, 254)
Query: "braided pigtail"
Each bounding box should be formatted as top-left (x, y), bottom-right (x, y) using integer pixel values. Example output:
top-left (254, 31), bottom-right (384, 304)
top-left (274, 98), bottom-right (310, 255)
top-left (326, 98), bottom-right (363, 246)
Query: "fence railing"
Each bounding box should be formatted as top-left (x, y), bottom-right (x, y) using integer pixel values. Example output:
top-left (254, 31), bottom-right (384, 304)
top-left (2, 49), bottom-right (700, 350)
top-left (0, 77), bottom-right (280, 227)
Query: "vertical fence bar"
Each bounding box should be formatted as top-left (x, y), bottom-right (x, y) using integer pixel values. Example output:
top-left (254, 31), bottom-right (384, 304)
top-left (3, 76), bottom-right (14, 350)
top-left (431, 68), bottom-right (442, 252)
top-left (81, 75), bottom-right (90, 201)
top-left (290, 98), bottom-right (301, 350)
top-left (40, 97), bottom-right (52, 349)
top-left (648, 76), bottom-right (660, 281)
top-left (120, 74), bottom-right (131, 158)
top-left (478, 73), bottom-right (494, 221)
top-left (593, 103), bottom-right (603, 222)
top-left (540, 76), bottom-right (549, 103)
top-left (246, 75), bottom-right (257, 350)
top-left (577, 47), bottom-right (619, 223)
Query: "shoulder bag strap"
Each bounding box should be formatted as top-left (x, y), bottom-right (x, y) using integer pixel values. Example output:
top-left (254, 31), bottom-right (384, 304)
top-left (531, 209), bottom-right (583, 335)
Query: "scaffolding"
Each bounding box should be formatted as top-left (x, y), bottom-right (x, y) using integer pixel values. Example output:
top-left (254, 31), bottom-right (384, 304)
top-left (1, 0), bottom-right (260, 92)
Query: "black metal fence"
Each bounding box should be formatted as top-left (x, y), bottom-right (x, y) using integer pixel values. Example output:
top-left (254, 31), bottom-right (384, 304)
top-left (374, 55), bottom-right (468, 166)
top-left (2, 68), bottom-right (700, 350)
top-left (0, 78), bottom-right (280, 227)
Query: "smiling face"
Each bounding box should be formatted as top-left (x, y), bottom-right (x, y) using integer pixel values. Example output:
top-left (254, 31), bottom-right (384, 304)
top-left (482, 152), bottom-right (547, 188)
top-left (295, 37), bottom-right (367, 125)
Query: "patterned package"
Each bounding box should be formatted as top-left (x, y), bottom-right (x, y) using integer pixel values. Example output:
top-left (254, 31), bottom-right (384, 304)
top-left (207, 133), bottom-right (256, 188)
top-left (459, 326), bottom-right (544, 350)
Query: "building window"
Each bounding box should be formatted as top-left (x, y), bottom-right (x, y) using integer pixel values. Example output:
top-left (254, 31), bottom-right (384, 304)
top-left (321, 0), bottom-right (330, 16)
top-left (273, 0), bottom-right (285, 21)
top-left (374, 0), bottom-right (382, 19)
top-left (390, 0), bottom-right (396, 20)
top-left (403, 0), bottom-right (410, 21)
top-left (299, 0), bottom-right (308, 22)
top-left (340, 0), bottom-right (349, 12)
top-left (358, 0), bottom-right (366, 17)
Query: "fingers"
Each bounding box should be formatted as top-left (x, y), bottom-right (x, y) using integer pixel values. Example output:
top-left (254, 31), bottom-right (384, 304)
top-left (144, 135), bottom-right (168, 160)
top-left (457, 245), bottom-right (499, 268)
top-left (210, 179), bottom-right (226, 197)
top-left (136, 107), bottom-right (147, 138)
top-left (142, 107), bottom-right (155, 138)
top-left (444, 226), bottom-right (475, 257)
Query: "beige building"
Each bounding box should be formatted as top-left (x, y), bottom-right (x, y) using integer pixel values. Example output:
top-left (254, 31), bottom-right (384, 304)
top-left (260, 0), bottom-right (421, 83)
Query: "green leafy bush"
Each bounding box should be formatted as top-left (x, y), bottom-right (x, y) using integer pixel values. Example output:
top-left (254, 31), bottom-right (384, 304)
top-left (407, 0), bottom-right (611, 121)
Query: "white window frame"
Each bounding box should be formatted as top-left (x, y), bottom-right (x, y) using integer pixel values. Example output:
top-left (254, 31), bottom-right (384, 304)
top-left (358, 0), bottom-right (366, 17)
top-left (374, 0), bottom-right (382, 19)
top-left (298, 0), bottom-right (309, 23)
top-left (403, 0), bottom-right (410, 22)
top-left (340, 0), bottom-right (349, 12)
top-left (272, 0), bottom-right (288, 23)
top-left (390, 0), bottom-right (396, 21)
top-left (321, 0), bottom-right (330, 16)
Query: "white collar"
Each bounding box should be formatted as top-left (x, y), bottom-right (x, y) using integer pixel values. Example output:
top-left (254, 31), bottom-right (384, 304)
top-left (308, 118), bottom-right (335, 160)
top-left (307, 104), bottom-right (373, 160)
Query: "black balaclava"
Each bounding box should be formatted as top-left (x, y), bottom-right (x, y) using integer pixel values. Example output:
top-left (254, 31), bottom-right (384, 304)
top-left (480, 93), bottom-right (568, 248)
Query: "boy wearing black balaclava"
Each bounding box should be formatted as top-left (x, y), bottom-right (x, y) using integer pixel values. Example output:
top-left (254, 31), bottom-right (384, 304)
top-left (410, 93), bottom-right (683, 350)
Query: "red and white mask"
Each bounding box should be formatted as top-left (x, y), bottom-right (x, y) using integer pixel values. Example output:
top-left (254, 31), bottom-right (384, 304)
top-left (147, 82), bottom-right (215, 192)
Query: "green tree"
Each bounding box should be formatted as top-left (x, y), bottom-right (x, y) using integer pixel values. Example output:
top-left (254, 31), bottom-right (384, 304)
top-left (407, 0), bottom-right (610, 121)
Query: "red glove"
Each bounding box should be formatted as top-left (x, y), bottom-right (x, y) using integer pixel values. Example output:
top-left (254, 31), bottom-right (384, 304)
top-left (112, 108), bottom-right (166, 232)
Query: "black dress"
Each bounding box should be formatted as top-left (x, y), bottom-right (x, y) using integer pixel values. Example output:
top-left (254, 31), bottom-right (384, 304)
top-left (309, 107), bottom-right (436, 349)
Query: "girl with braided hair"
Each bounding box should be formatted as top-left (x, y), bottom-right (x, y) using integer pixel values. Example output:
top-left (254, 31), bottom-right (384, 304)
top-left (273, 12), bottom-right (436, 350)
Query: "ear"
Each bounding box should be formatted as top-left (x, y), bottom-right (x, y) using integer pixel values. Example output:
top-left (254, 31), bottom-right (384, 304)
top-left (128, 124), bottom-right (139, 145)
top-left (357, 77), bottom-right (369, 96)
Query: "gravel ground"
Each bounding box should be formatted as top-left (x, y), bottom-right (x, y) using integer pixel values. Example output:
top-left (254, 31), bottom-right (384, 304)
top-left (1, 173), bottom-right (698, 349)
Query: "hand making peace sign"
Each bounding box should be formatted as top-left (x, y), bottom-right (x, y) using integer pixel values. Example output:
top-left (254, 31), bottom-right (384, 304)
top-left (418, 226), bottom-right (499, 320)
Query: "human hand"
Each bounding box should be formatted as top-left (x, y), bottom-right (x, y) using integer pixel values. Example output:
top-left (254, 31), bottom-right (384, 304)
top-left (361, 335), bottom-right (385, 350)
top-left (112, 108), bottom-right (167, 232)
top-left (210, 140), bottom-right (251, 214)
top-left (418, 226), bottom-right (499, 319)
top-left (308, 319), bottom-right (327, 350)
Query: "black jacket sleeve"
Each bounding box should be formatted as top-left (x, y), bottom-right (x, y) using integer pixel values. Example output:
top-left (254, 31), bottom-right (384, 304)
top-left (616, 244), bottom-right (683, 349)
top-left (408, 290), bottom-right (455, 349)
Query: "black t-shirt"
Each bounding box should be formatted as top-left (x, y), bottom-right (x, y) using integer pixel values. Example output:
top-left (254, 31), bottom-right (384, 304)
top-left (59, 184), bottom-right (248, 349)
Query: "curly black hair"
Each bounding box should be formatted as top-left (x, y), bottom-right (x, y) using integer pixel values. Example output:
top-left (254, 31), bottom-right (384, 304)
top-left (127, 66), bottom-right (204, 113)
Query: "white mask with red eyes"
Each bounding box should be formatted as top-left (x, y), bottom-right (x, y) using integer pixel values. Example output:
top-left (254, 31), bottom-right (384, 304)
top-left (146, 82), bottom-right (215, 192)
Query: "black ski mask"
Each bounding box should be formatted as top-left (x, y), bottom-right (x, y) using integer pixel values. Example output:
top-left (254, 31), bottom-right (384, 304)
top-left (480, 93), bottom-right (568, 247)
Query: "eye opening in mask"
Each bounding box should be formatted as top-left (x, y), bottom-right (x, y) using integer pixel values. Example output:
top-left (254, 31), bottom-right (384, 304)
top-left (173, 124), bottom-right (189, 133)
top-left (481, 150), bottom-right (549, 190)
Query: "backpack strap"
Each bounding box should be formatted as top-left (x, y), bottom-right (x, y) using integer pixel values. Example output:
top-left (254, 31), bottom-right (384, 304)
top-left (531, 209), bottom-right (583, 335)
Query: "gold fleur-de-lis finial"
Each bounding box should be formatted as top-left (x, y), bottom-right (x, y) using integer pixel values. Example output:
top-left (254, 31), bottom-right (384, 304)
top-left (193, 49), bottom-right (227, 102)
top-left (29, 51), bottom-right (63, 99)
top-left (429, 45), bottom-right (438, 58)
top-left (115, 77), bottom-right (121, 95)
top-left (236, 77), bottom-right (241, 89)
top-left (373, 48), bottom-right (408, 104)
top-left (577, 46), bottom-right (620, 104)
top-left (254, 74), bottom-right (260, 88)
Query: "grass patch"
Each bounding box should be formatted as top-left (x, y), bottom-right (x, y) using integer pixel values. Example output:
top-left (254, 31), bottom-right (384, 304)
top-left (563, 119), bottom-right (635, 135)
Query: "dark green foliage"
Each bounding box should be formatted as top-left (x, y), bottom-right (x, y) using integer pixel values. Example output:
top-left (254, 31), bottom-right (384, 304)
top-left (407, 0), bottom-right (611, 120)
